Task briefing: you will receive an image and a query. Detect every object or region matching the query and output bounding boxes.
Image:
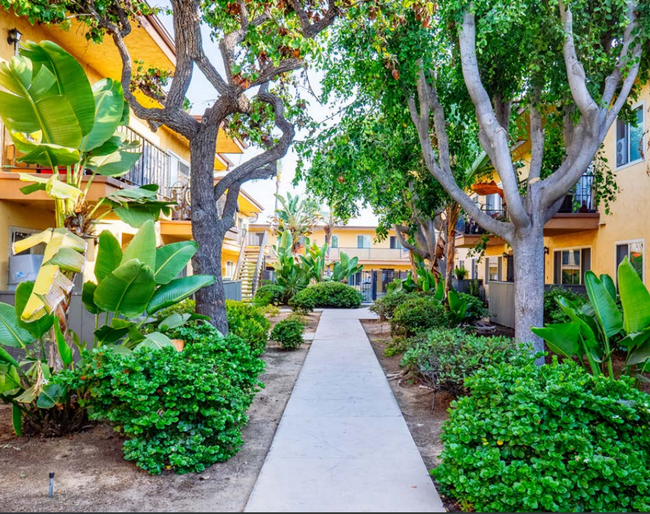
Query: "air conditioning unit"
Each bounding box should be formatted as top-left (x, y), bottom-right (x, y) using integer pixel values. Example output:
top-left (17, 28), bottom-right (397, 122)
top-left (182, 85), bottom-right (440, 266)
top-left (8, 254), bottom-right (43, 291)
top-left (616, 138), bottom-right (628, 166)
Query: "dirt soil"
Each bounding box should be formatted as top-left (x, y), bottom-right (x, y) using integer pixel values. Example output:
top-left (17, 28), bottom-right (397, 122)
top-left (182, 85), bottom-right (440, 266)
top-left (361, 319), bottom-right (460, 512)
top-left (0, 311), bottom-right (321, 512)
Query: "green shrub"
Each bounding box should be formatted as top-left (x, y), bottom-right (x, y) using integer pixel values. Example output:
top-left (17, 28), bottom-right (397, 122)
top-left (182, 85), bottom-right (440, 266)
top-left (433, 360), bottom-right (650, 512)
top-left (154, 298), bottom-right (196, 319)
top-left (543, 286), bottom-right (588, 324)
top-left (390, 296), bottom-right (448, 336)
top-left (455, 292), bottom-right (489, 322)
top-left (271, 319), bottom-right (305, 350)
top-left (59, 324), bottom-right (265, 475)
top-left (225, 300), bottom-right (270, 354)
top-left (370, 291), bottom-right (417, 321)
top-left (253, 284), bottom-right (285, 307)
top-left (401, 328), bottom-right (529, 395)
top-left (290, 282), bottom-right (363, 311)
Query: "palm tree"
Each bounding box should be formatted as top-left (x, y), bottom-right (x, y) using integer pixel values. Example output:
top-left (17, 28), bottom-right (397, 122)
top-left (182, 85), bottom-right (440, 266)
top-left (270, 193), bottom-right (323, 254)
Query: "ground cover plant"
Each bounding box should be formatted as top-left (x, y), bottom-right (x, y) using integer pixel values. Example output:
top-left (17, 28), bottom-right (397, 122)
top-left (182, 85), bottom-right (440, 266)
top-left (433, 359), bottom-right (650, 512)
top-left (58, 323), bottom-right (265, 474)
top-left (401, 328), bottom-right (530, 396)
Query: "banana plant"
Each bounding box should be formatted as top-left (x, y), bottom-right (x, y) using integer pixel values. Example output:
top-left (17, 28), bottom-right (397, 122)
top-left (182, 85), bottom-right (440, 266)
top-left (331, 252), bottom-right (363, 283)
top-left (82, 220), bottom-right (215, 348)
top-left (273, 231), bottom-right (310, 301)
top-left (300, 238), bottom-right (328, 282)
top-left (532, 257), bottom-right (650, 379)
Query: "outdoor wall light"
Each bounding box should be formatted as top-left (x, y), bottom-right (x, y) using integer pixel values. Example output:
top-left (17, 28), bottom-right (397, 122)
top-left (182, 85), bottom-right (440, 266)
top-left (7, 28), bottom-right (22, 53)
top-left (544, 246), bottom-right (550, 255)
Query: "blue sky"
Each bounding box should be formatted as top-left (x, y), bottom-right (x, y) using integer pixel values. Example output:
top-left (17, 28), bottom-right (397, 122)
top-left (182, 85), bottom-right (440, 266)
top-left (155, 3), bottom-right (377, 225)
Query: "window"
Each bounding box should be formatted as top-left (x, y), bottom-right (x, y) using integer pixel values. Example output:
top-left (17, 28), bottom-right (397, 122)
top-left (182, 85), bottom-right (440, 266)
top-left (389, 236), bottom-right (402, 249)
top-left (169, 152), bottom-right (190, 186)
top-left (225, 261), bottom-right (235, 280)
top-left (357, 235), bottom-right (371, 248)
top-left (488, 257), bottom-right (500, 282)
top-left (331, 235), bottom-right (339, 249)
top-left (553, 248), bottom-right (591, 285)
top-left (616, 241), bottom-right (644, 281)
top-left (616, 105), bottom-right (645, 167)
top-left (561, 250), bottom-right (581, 285)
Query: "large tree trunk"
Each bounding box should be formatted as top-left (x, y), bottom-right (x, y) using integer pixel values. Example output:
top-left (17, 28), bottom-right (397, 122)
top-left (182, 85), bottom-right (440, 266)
top-left (512, 224), bottom-right (545, 364)
top-left (444, 204), bottom-right (460, 293)
top-left (190, 129), bottom-right (230, 334)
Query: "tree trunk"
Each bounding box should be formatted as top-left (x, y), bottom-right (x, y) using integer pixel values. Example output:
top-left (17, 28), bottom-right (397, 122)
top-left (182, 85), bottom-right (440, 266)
top-left (444, 204), bottom-right (460, 293)
top-left (512, 224), bottom-right (545, 364)
top-left (190, 129), bottom-right (230, 334)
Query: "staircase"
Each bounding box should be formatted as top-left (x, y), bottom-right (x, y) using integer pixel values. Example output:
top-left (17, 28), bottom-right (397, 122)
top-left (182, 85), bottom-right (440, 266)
top-left (239, 248), bottom-right (262, 300)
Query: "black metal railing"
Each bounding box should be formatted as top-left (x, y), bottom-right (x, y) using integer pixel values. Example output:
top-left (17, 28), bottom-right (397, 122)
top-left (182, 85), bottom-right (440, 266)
top-left (117, 127), bottom-right (171, 196)
top-left (456, 207), bottom-right (508, 235)
top-left (558, 172), bottom-right (595, 213)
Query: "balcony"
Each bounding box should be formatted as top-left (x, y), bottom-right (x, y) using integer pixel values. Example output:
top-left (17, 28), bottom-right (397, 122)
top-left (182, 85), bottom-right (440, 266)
top-left (455, 172), bottom-right (599, 248)
top-left (328, 247), bottom-right (410, 262)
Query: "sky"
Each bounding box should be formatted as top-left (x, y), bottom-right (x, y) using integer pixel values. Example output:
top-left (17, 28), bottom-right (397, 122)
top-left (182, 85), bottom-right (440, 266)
top-left (156, 3), bottom-right (378, 225)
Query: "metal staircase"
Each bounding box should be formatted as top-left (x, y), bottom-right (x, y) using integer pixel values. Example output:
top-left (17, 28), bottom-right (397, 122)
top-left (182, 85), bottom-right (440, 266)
top-left (235, 231), bottom-right (268, 301)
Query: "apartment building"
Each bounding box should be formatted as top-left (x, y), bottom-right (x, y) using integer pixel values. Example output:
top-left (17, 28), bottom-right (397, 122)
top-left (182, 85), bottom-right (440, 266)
top-left (0, 7), bottom-right (263, 291)
top-left (454, 84), bottom-right (649, 327)
top-left (248, 223), bottom-right (411, 300)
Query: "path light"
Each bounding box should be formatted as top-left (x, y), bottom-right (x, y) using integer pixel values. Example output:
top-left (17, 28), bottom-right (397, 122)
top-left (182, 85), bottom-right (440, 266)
top-left (48, 472), bottom-right (54, 499)
top-left (7, 28), bottom-right (21, 55)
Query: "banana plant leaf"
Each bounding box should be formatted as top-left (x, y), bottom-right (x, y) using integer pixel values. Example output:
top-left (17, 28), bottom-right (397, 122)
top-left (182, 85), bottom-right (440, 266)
top-left (15, 282), bottom-right (54, 340)
top-left (147, 275), bottom-right (216, 315)
top-left (19, 173), bottom-right (83, 201)
top-left (136, 331), bottom-right (176, 351)
top-left (93, 259), bottom-right (156, 318)
top-left (121, 220), bottom-right (156, 270)
top-left (94, 231), bottom-right (123, 282)
top-left (86, 148), bottom-right (142, 177)
top-left (0, 364), bottom-right (21, 395)
top-left (584, 271), bottom-right (623, 339)
top-left (448, 290), bottom-right (467, 323)
top-left (618, 257), bottom-right (650, 335)
top-left (531, 322), bottom-right (581, 358)
top-left (80, 78), bottom-right (128, 152)
top-left (36, 383), bottom-right (64, 409)
top-left (81, 281), bottom-right (100, 315)
top-left (53, 318), bottom-right (73, 367)
top-left (0, 302), bottom-right (34, 349)
top-left (94, 319), bottom-right (136, 345)
top-left (154, 241), bottom-right (198, 285)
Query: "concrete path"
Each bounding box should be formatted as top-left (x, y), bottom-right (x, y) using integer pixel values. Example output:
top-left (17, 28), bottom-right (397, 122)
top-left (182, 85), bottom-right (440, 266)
top-left (245, 308), bottom-right (444, 513)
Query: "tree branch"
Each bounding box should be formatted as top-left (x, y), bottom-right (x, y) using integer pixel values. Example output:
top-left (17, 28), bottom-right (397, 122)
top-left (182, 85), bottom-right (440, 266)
top-left (287, 0), bottom-right (340, 38)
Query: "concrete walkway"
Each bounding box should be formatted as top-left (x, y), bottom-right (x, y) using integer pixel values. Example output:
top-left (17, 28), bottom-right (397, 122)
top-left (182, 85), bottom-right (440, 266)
top-left (245, 308), bottom-right (444, 513)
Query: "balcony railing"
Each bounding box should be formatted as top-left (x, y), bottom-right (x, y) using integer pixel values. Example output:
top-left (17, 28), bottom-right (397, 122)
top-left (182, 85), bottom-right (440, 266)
top-left (328, 247), bottom-right (410, 261)
top-left (117, 126), bottom-right (171, 196)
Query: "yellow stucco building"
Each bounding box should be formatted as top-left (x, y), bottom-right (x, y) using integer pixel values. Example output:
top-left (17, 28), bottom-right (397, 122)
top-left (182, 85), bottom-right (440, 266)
top-left (0, 7), bottom-right (265, 292)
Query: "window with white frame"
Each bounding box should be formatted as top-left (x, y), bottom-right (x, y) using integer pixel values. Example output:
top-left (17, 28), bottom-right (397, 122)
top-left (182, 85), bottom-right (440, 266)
top-left (169, 152), bottom-right (190, 186)
top-left (488, 257), bottom-right (499, 281)
top-left (616, 105), bottom-right (645, 168)
top-left (389, 236), bottom-right (403, 249)
top-left (357, 235), bottom-right (371, 248)
top-left (331, 235), bottom-right (339, 248)
top-left (616, 241), bottom-right (644, 281)
top-left (225, 261), bottom-right (235, 279)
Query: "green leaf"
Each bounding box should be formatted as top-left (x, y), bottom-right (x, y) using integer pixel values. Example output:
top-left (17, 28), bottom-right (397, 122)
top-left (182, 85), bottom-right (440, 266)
top-left (36, 383), bottom-right (64, 409)
top-left (80, 78), bottom-right (126, 152)
top-left (531, 323), bottom-right (581, 358)
top-left (12, 402), bottom-right (22, 436)
top-left (53, 318), bottom-right (73, 367)
top-left (626, 337), bottom-right (650, 366)
top-left (95, 230), bottom-right (123, 282)
top-left (43, 246), bottom-right (85, 273)
top-left (154, 241), bottom-right (198, 285)
top-left (136, 331), bottom-right (176, 351)
top-left (618, 257), bottom-right (650, 334)
top-left (147, 275), bottom-right (215, 315)
top-left (94, 320), bottom-right (135, 345)
top-left (0, 302), bottom-right (34, 348)
top-left (601, 274), bottom-right (617, 303)
top-left (158, 312), bottom-right (191, 331)
top-left (86, 148), bottom-right (142, 177)
top-left (122, 220), bottom-right (156, 270)
top-left (15, 281), bottom-right (54, 340)
top-left (93, 259), bottom-right (156, 318)
top-left (584, 271), bottom-right (623, 339)
top-left (0, 346), bottom-right (20, 368)
top-left (82, 281), bottom-right (100, 315)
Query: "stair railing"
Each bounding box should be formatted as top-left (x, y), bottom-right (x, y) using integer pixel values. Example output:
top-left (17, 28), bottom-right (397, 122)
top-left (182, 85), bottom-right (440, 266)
top-left (251, 230), bottom-right (268, 296)
top-left (234, 227), bottom-right (248, 281)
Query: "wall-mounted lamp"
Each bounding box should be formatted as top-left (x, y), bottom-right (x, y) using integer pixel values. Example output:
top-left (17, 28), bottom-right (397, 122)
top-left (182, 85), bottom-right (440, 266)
top-left (502, 252), bottom-right (508, 258)
top-left (7, 28), bottom-right (22, 55)
top-left (544, 246), bottom-right (550, 255)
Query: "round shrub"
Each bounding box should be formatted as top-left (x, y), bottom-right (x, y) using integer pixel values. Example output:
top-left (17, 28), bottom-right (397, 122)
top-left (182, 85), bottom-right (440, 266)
top-left (370, 291), bottom-right (417, 321)
top-left (271, 319), bottom-right (305, 350)
top-left (544, 287), bottom-right (588, 324)
top-left (226, 300), bottom-right (271, 354)
top-left (433, 360), bottom-right (650, 512)
top-left (253, 284), bottom-right (285, 307)
top-left (290, 282), bottom-right (363, 311)
top-left (59, 324), bottom-right (265, 475)
top-left (390, 296), bottom-right (448, 336)
top-left (401, 328), bottom-right (530, 395)
top-left (455, 292), bottom-right (489, 322)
